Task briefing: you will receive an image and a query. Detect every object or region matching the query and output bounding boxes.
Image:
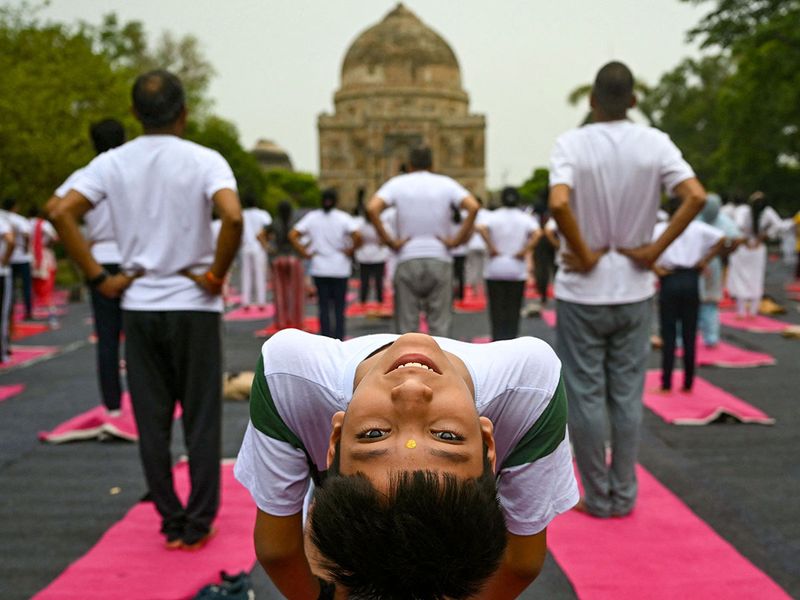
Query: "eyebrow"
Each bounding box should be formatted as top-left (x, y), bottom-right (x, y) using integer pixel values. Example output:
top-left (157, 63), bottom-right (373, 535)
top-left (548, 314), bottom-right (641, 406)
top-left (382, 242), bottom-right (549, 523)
top-left (348, 447), bottom-right (472, 464)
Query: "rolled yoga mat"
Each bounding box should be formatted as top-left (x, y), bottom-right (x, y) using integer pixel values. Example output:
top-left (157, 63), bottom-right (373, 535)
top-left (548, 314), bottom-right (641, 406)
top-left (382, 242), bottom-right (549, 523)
top-left (642, 370), bottom-right (774, 425)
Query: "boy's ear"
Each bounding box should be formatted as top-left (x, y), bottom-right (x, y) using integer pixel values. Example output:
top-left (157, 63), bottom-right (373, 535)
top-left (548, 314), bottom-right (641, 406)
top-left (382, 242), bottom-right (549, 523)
top-left (326, 411), bottom-right (345, 468)
top-left (479, 416), bottom-right (497, 473)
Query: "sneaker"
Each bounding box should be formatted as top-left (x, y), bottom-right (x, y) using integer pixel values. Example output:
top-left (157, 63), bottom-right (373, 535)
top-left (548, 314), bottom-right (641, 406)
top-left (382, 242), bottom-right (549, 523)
top-left (193, 571), bottom-right (254, 599)
top-left (182, 526), bottom-right (217, 551)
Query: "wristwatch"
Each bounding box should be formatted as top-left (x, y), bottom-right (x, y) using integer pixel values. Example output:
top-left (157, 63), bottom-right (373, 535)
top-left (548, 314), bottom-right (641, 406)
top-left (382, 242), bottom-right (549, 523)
top-left (87, 270), bottom-right (109, 288)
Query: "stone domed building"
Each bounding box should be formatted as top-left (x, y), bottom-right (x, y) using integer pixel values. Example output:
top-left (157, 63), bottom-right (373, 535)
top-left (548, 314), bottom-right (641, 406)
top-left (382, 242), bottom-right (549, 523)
top-left (318, 3), bottom-right (486, 208)
top-left (251, 139), bottom-right (294, 172)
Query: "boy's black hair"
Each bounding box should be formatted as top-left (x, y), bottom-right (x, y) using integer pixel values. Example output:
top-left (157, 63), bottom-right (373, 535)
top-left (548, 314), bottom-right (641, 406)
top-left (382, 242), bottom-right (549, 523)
top-left (409, 146), bottom-right (433, 171)
top-left (132, 69), bottom-right (185, 130)
top-left (593, 61), bottom-right (634, 119)
top-left (2, 197), bottom-right (17, 211)
top-left (312, 449), bottom-right (507, 600)
top-left (89, 119), bottom-right (126, 154)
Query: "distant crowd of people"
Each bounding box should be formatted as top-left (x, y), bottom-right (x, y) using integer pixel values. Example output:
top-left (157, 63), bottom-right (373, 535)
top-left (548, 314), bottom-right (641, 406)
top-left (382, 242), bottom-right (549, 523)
top-left (32, 61), bottom-right (799, 599)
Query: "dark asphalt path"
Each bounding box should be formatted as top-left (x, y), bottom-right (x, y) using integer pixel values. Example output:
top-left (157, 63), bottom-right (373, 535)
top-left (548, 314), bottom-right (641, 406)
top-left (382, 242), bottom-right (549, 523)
top-left (1, 263), bottom-right (798, 599)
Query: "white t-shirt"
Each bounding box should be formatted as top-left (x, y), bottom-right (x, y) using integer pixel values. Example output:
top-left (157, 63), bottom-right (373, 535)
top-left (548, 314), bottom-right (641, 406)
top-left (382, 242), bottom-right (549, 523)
top-left (654, 220), bottom-right (723, 270)
top-left (6, 212), bottom-right (31, 264)
top-left (376, 171), bottom-right (470, 264)
top-left (72, 135), bottom-right (237, 312)
top-left (0, 214), bottom-right (13, 276)
top-left (241, 208), bottom-right (272, 253)
top-left (293, 209), bottom-right (358, 278)
top-left (353, 215), bottom-right (390, 265)
top-left (733, 205), bottom-right (783, 240)
top-left (467, 208), bottom-right (490, 252)
top-left (549, 121), bottom-right (695, 305)
top-left (483, 207), bottom-right (540, 281)
top-left (235, 329), bottom-right (579, 536)
top-left (56, 167), bottom-right (122, 264)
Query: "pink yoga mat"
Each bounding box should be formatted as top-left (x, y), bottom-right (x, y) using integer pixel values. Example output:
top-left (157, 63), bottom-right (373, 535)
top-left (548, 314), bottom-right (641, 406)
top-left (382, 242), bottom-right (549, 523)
top-left (12, 321), bottom-right (49, 340)
top-left (33, 462), bottom-right (256, 600)
top-left (255, 316), bottom-right (320, 337)
top-left (224, 304), bottom-right (275, 321)
top-left (677, 340), bottom-right (775, 368)
top-left (0, 345), bottom-right (58, 370)
top-left (0, 383), bottom-right (25, 402)
top-left (453, 294), bottom-right (486, 312)
top-left (14, 304), bottom-right (67, 320)
top-left (39, 393), bottom-right (138, 443)
top-left (542, 309), bottom-right (557, 328)
top-left (785, 280), bottom-right (800, 293)
top-left (719, 312), bottom-right (791, 333)
top-left (548, 464), bottom-right (791, 599)
top-left (642, 370), bottom-right (774, 425)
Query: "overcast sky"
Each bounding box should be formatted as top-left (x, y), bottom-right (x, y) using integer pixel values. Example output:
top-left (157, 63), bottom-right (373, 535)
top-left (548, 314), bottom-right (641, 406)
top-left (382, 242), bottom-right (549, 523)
top-left (37, 0), bottom-right (708, 188)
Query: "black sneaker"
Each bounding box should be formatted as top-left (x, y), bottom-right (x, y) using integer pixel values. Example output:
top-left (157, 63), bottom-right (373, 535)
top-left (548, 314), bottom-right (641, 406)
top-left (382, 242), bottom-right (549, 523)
top-left (193, 571), bottom-right (254, 600)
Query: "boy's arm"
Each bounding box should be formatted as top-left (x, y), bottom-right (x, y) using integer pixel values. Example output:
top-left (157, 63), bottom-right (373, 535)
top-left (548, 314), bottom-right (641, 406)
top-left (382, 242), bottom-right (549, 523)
top-left (475, 530), bottom-right (547, 599)
top-left (255, 510), bottom-right (323, 600)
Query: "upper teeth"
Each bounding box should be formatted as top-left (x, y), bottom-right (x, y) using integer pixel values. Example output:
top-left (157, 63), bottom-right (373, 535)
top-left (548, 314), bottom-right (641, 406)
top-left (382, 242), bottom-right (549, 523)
top-left (397, 362), bottom-right (431, 370)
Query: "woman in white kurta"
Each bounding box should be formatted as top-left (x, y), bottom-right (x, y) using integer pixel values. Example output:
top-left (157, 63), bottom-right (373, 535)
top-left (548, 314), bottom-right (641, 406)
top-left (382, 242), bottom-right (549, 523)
top-left (727, 192), bottom-right (783, 317)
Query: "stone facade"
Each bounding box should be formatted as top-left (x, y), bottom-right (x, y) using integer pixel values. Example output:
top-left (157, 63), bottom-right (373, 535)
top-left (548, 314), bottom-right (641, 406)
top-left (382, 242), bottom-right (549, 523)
top-left (318, 3), bottom-right (486, 209)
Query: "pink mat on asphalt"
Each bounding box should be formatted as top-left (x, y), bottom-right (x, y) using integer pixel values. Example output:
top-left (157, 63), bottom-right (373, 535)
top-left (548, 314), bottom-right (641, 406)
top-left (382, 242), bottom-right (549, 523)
top-left (542, 309), bottom-right (557, 327)
top-left (0, 383), bottom-right (25, 402)
top-left (254, 316), bottom-right (320, 337)
top-left (453, 294), bottom-right (486, 312)
top-left (223, 304), bottom-right (275, 321)
top-left (33, 462), bottom-right (256, 600)
top-left (548, 465), bottom-right (791, 599)
top-left (719, 312), bottom-right (791, 333)
top-left (39, 393), bottom-right (138, 442)
top-left (785, 280), bottom-right (800, 293)
top-left (677, 340), bottom-right (775, 368)
top-left (11, 321), bottom-right (49, 340)
top-left (0, 345), bottom-right (58, 370)
top-left (642, 370), bottom-right (774, 425)
top-left (14, 304), bottom-right (67, 320)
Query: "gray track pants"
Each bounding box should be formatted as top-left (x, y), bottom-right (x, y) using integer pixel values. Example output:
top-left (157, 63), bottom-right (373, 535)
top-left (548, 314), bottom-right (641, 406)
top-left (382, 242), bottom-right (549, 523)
top-left (556, 298), bottom-right (651, 517)
top-left (393, 258), bottom-right (453, 336)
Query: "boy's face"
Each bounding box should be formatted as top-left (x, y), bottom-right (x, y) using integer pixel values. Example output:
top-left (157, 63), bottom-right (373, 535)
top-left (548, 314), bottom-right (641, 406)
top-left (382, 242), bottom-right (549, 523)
top-left (327, 333), bottom-right (495, 490)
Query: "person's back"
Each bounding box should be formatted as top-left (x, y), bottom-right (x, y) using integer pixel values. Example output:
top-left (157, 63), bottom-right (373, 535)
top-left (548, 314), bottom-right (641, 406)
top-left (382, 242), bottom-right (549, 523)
top-left (548, 61), bottom-right (706, 519)
top-left (81, 135), bottom-right (228, 311)
top-left (551, 120), bottom-right (693, 304)
top-left (382, 170), bottom-right (467, 264)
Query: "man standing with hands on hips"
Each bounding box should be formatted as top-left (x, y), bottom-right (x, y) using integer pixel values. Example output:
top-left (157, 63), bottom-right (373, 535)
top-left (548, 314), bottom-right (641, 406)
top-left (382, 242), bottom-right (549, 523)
top-left (548, 61), bottom-right (706, 519)
top-left (50, 69), bottom-right (243, 550)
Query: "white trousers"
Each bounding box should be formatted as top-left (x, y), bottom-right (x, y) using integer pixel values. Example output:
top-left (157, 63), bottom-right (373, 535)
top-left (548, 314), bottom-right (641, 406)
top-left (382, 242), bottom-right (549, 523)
top-left (240, 249), bottom-right (267, 306)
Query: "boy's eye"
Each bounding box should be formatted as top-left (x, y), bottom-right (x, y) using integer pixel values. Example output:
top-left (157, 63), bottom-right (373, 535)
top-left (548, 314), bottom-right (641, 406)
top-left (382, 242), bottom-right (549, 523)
top-left (358, 429), bottom-right (387, 439)
top-left (433, 431), bottom-right (461, 441)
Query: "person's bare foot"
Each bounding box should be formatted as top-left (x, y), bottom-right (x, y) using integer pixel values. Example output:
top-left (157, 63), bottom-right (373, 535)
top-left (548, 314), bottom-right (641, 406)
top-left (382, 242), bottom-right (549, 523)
top-left (649, 387), bottom-right (672, 395)
top-left (650, 335), bottom-right (663, 349)
top-left (573, 498), bottom-right (591, 514)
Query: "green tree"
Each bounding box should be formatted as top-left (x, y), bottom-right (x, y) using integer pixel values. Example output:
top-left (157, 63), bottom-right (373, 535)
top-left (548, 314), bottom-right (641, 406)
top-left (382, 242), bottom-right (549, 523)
top-left (566, 79), bottom-right (654, 125)
top-left (186, 116), bottom-right (267, 203)
top-left (0, 6), bottom-right (133, 207)
top-left (680, 0), bottom-right (800, 211)
top-left (637, 55), bottom-right (732, 189)
top-left (518, 168), bottom-right (549, 206)
top-left (263, 170), bottom-right (321, 214)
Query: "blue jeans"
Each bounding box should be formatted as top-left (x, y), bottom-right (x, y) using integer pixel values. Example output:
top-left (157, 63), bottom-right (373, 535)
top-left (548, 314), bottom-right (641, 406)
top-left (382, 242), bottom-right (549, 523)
top-left (698, 302), bottom-right (720, 346)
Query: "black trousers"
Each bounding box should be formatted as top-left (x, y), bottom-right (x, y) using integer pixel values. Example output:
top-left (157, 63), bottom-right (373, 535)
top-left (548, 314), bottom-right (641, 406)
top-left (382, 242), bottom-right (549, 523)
top-left (486, 279), bottom-right (525, 341)
top-left (11, 262), bottom-right (32, 319)
top-left (0, 273), bottom-right (11, 361)
top-left (314, 277), bottom-right (348, 339)
top-left (659, 269), bottom-right (700, 390)
top-left (359, 262), bottom-right (385, 304)
top-left (452, 255), bottom-right (466, 300)
top-left (123, 310), bottom-right (222, 537)
top-left (533, 240), bottom-right (556, 304)
top-left (89, 264), bottom-right (123, 411)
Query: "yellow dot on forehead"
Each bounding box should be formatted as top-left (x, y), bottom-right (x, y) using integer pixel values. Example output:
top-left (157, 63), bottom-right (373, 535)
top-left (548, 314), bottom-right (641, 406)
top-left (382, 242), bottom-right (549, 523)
top-left (405, 439), bottom-right (417, 449)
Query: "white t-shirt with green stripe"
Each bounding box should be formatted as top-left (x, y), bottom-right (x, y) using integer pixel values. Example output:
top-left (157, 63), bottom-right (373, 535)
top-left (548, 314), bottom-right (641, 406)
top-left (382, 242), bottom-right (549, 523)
top-left (234, 329), bottom-right (579, 536)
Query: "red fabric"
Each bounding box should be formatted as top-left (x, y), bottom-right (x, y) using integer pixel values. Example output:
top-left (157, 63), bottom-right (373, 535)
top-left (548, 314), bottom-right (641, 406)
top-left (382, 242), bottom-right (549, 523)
top-left (271, 256), bottom-right (305, 330)
top-left (32, 218), bottom-right (44, 270)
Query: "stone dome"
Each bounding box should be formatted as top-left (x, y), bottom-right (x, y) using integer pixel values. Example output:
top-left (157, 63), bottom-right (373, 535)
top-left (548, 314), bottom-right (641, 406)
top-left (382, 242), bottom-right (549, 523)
top-left (251, 139), bottom-right (293, 171)
top-left (340, 3), bottom-right (463, 93)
